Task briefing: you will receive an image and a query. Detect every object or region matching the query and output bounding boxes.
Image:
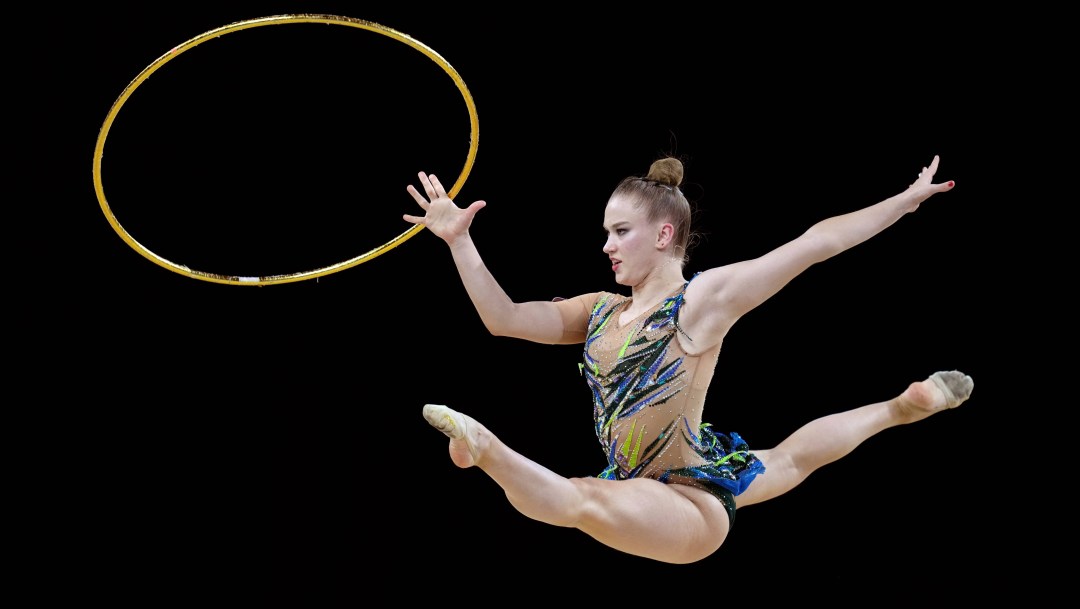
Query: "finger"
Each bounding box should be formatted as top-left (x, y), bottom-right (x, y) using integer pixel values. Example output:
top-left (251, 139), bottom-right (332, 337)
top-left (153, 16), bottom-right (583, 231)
top-left (417, 171), bottom-right (438, 198)
top-left (927, 155), bottom-right (940, 173)
top-left (429, 174), bottom-right (447, 198)
top-left (424, 173), bottom-right (444, 200)
top-left (402, 213), bottom-right (425, 225)
top-left (406, 185), bottom-right (430, 207)
top-left (464, 200), bottom-right (487, 218)
top-left (919, 156), bottom-right (941, 181)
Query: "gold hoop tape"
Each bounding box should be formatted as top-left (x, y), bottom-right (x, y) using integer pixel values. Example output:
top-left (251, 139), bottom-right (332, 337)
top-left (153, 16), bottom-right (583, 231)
top-left (93, 14), bottom-right (479, 286)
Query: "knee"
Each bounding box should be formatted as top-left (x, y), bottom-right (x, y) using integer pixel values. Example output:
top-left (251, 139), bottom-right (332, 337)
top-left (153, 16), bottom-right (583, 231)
top-left (563, 477), bottom-right (606, 527)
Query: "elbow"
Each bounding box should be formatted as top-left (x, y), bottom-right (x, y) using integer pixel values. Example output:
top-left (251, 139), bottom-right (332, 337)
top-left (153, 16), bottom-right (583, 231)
top-left (799, 230), bottom-right (846, 262)
top-left (482, 315), bottom-right (515, 338)
top-left (481, 303), bottom-right (543, 340)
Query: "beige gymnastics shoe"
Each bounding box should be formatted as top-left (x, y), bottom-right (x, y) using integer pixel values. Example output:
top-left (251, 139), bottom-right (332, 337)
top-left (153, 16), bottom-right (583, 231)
top-left (423, 404), bottom-right (480, 467)
top-left (423, 404), bottom-right (467, 440)
top-left (929, 370), bottom-right (975, 409)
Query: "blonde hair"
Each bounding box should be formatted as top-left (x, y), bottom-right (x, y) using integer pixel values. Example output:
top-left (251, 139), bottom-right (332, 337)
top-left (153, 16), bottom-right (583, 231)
top-left (610, 157), bottom-right (696, 264)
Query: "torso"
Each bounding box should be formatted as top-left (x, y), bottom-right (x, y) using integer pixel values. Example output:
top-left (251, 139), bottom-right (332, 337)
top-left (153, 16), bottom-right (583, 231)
top-left (582, 280), bottom-right (722, 481)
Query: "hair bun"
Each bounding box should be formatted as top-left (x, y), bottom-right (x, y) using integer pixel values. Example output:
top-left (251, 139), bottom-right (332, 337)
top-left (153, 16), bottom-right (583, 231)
top-left (646, 157), bottom-right (684, 188)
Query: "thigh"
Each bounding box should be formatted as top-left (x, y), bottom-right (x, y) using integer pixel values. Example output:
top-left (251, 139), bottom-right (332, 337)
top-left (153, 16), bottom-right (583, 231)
top-left (733, 448), bottom-right (799, 508)
top-left (571, 477), bottom-right (731, 564)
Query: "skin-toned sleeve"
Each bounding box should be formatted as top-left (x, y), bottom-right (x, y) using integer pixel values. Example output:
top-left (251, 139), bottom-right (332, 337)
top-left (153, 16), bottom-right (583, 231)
top-left (550, 292), bottom-right (602, 345)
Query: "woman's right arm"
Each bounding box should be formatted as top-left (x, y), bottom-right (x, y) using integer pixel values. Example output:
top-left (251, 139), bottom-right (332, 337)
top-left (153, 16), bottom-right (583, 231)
top-left (404, 172), bottom-right (585, 345)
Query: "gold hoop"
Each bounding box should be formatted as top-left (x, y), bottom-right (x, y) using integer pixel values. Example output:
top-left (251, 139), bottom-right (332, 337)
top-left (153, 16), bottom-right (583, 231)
top-left (92, 14), bottom-right (479, 286)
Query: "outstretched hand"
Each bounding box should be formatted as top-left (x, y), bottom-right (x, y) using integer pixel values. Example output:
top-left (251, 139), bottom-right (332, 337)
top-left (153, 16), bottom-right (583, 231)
top-left (907, 155), bottom-right (956, 201)
top-left (404, 172), bottom-right (487, 245)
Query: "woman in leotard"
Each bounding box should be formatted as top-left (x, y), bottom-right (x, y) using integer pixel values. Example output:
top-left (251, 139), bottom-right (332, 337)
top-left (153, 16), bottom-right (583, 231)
top-left (402, 154), bottom-right (974, 564)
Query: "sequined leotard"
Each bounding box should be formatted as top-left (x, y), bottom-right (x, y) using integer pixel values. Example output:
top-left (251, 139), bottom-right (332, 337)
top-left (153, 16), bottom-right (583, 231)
top-left (555, 276), bottom-right (765, 523)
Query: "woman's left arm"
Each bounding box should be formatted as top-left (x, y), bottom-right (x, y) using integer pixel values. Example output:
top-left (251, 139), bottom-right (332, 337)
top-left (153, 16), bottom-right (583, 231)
top-left (683, 155), bottom-right (956, 345)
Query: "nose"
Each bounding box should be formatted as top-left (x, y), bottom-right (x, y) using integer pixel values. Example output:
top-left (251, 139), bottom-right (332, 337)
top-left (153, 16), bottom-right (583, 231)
top-left (603, 236), bottom-right (616, 254)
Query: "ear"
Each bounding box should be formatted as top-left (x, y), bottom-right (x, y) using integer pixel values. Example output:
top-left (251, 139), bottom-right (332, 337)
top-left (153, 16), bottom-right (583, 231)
top-left (655, 223), bottom-right (675, 250)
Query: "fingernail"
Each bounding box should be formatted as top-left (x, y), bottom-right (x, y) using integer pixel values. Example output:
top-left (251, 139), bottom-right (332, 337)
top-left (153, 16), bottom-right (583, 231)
top-left (948, 181), bottom-right (955, 187)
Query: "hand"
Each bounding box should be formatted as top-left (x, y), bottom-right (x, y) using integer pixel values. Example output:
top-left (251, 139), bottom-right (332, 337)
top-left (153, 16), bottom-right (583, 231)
top-left (403, 172), bottom-right (487, 245)
top-left (907, 155), bottom-right (956, 196)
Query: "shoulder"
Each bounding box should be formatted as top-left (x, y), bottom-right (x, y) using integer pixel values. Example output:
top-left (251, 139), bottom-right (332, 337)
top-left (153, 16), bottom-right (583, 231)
top-left (677, 270), bottom-right (739, 353)
top-left (552, 291), bottom-right (619, 313)
top-left (549, 292), bottom-right (613, 342)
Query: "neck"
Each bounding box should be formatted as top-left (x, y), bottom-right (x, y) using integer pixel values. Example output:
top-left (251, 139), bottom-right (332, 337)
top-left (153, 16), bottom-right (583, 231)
top-left (630, 259), bottom-right (685, 304)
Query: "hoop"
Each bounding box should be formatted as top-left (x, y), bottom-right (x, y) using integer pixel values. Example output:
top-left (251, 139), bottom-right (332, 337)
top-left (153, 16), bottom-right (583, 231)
top-left (92, 14), bottom-right (479, 286)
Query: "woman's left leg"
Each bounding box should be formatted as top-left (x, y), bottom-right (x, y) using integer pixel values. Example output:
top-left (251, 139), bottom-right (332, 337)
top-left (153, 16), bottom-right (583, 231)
top-left (736, 370), bottom-right (974, 508)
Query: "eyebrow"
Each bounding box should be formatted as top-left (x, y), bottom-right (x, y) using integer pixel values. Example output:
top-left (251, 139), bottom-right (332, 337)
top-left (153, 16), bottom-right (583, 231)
top-left (603, 221), bottom-right (631, 231)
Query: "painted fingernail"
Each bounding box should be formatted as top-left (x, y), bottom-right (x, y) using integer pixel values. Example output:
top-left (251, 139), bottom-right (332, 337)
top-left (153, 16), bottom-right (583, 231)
top-left (948, 181), bottom-right (955, 187)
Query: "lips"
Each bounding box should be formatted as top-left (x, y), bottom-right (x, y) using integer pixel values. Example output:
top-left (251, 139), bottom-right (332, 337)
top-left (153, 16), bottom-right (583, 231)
top-left (610, 258), bottom-right (621, 272)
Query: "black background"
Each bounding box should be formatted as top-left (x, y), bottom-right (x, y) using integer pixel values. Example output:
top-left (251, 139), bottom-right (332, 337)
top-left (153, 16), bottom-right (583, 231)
top-left (37, 3), bottom-right (1045, 604)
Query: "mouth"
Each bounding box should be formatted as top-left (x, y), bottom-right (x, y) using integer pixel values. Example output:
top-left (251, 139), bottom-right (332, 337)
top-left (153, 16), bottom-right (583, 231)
top-left (610, 258), bottom-right (621, 272)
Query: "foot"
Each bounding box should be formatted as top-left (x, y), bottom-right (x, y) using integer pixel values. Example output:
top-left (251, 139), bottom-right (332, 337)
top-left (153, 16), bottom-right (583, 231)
top-left (423, 404), bottom-right (480, 468)
top-left (897, 370), bottom-right (974, 422)
top-left (929, 370), bottom-right (975, 409)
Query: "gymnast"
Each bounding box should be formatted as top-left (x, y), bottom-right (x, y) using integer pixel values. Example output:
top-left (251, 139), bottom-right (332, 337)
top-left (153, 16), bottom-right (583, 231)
top-left (403, 154), bottom-right (974, 564)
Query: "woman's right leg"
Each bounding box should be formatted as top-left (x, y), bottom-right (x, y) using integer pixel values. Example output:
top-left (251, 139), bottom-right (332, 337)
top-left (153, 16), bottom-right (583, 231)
top-left (422, 404), bottom-right (731, 564)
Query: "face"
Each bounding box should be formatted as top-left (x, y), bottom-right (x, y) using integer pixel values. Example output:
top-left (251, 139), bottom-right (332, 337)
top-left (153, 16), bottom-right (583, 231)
top-left (602, 194), bottom-right (668, 286)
